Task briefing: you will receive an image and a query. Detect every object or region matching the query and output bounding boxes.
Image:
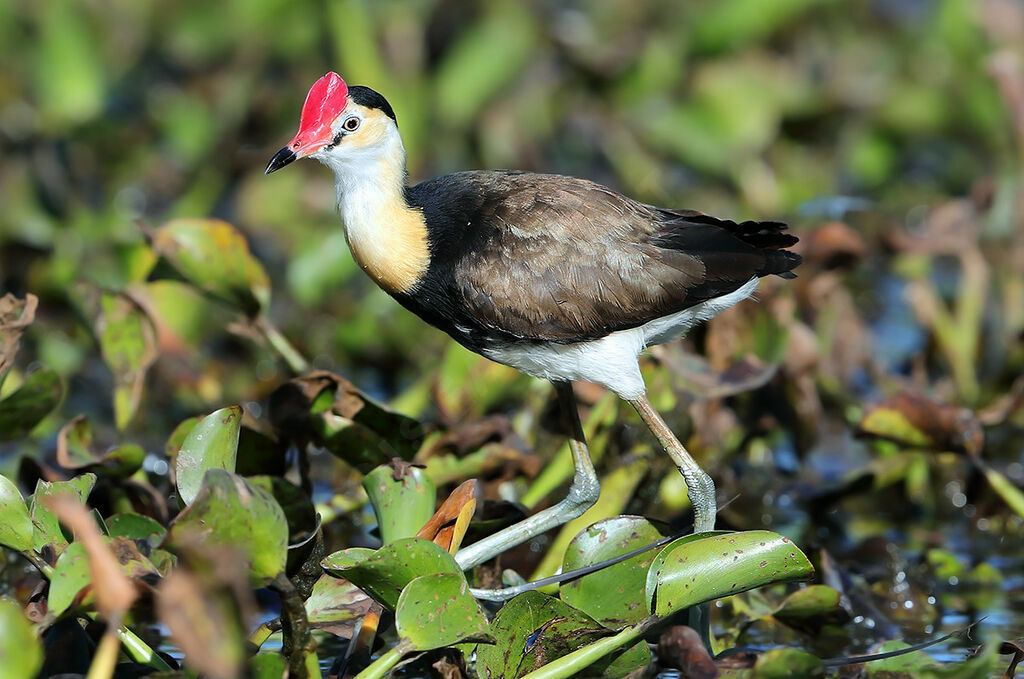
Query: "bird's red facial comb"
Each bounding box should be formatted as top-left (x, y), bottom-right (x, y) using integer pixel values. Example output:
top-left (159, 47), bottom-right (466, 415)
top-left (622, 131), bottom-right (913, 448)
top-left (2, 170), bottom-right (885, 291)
top-left (288, 72), bottom-right (349, 156)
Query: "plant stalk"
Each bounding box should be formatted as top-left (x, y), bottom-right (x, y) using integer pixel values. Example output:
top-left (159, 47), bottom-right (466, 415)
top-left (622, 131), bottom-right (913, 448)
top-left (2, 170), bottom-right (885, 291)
top-left (352, 644), bottom-right (406, 679)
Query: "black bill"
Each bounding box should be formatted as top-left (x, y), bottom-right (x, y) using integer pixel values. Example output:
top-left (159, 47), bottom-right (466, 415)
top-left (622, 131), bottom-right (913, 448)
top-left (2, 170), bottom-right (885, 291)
top-left (265, 146), bottom-right (297, 174)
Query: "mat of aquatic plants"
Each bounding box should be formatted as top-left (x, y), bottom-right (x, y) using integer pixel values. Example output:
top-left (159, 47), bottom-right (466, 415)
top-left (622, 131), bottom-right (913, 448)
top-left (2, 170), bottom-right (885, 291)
top-left (4, 1), bottom-right (1024, 678)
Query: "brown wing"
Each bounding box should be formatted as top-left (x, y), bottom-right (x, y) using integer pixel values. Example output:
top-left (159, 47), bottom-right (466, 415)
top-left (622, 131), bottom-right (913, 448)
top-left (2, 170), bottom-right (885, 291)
top-left (411, 171), bottom-right (799, 343)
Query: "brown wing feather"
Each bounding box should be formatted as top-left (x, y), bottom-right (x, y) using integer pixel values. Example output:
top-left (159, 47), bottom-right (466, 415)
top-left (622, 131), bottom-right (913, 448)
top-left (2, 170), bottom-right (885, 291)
top-left (412, 171), bottom-right (799, 343)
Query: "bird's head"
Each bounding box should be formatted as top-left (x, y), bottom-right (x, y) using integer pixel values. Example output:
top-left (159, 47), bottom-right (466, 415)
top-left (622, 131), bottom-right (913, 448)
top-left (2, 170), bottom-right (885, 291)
top-left (265, 72), bottom-right (400, 176)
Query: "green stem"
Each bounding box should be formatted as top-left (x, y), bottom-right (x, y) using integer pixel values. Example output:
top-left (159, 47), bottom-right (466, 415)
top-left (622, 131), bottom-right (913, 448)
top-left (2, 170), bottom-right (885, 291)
top-left (256, 316), bottom-right (309, 374)
top-left (305, 650), bottom-right (324, 679)
top-left (519, 618), bottom-right (654, 679)
top-left (353, 645), bottom-right (406, 679)
top-left (114, 623), bottom-right (174, 672)
top-left (248, 621), bottom-right (276, 650)
top-left (86, 626), bottom-right (122, 679)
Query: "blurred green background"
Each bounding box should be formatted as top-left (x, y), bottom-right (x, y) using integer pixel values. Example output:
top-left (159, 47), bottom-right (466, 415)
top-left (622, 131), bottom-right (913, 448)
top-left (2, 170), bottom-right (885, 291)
top-left (4, 0), bottom-right (1024, 668)
top-left (0, 0), bottom-right (1020, 431)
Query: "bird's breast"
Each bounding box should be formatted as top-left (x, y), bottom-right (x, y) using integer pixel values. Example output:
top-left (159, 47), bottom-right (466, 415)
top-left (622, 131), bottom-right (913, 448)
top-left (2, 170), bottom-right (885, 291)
top-left (341, 201), bottom-right (430, 294)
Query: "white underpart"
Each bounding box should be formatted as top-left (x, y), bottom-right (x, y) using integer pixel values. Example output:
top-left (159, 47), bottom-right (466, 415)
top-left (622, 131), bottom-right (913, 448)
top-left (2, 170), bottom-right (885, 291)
top-left (483, 278), bottom-right (760, 400)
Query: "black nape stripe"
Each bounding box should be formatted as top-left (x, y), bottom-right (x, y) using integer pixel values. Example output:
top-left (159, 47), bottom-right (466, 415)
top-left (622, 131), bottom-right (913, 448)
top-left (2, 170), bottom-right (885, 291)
top-left (349, 85), bottom-right (397, 123)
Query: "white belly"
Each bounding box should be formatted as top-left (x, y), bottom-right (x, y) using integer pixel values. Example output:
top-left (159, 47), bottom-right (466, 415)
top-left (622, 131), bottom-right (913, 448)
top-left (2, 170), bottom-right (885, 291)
top-left (481, 278), bottom-right (759, 400)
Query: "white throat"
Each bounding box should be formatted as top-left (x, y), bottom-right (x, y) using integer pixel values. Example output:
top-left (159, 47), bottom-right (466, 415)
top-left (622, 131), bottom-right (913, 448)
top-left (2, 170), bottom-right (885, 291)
top-left (317, 122), bottom-right (408, 236)
top-left (312, 121), bottom-right (429, 293)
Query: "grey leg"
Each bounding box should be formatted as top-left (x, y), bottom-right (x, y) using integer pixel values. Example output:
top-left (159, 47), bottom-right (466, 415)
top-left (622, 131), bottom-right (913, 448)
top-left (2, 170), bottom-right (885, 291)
top-left (629, 394), bottom-right (716, 533)
top-left (455, 381), bottom-right (601, 570)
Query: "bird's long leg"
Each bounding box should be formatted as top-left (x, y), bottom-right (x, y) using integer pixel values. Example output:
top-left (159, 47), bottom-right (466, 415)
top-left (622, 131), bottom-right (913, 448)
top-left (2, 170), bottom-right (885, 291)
top-left (454, 381), bottom-right (601, 570)
top-left (629, 394), bottom-right (716, 533)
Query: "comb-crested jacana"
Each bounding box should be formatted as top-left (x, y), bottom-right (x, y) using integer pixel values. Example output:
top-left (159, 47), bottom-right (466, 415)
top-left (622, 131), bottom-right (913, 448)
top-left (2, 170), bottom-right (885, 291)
top-left (266, 72), bottom-right (801, 570)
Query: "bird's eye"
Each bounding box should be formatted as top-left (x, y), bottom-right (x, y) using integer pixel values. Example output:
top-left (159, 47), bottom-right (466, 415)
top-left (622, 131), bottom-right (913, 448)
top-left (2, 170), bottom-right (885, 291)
top-left (343, 116), bottom-right (360, 132)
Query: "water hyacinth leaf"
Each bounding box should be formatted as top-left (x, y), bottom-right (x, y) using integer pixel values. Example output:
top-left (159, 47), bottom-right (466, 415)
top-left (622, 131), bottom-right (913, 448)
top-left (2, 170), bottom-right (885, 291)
top-left (856, 391), bottom-right (983, 456)
top-left (29, 473), bottom-right (96, 554)
top-left (148, 218), bottom-right (270, 317)
top-left (651, 531), bottom-right (813, 618)
top-left (0, 367), bottom-right (63, 442)
top-left (0, 474), bottom-right (33, 552)
top-left (304, 573), bottom-right (372, 637)
top-left (170, 469), bottom-right (287, 583)
top-left (106, 513), bottom-right (167, 550)
top-left (268, 371), bottom-right (424, 468)
top-left (772, 584), bottom-right (848, 631)
top-left (395, 573), bottom-right (493, 649)
top-left (0, 292), bottom-right (37, 383)
top-left (321, 537), bottom-right (461, 610)
top-left (175, 406), bottom-right (242, 506)
top-left (560, 516), bottom-right (664, 626)
top-left (0, 598), bottom-right (42, 679)
top-left (246, 476), bottom-right (317, 545)
top-left (56, 416), bottom-right (145, 477)
top-left (48, 542), bottom-right (91, 617)
top-left (363, 463), bottom-right (436, 546)
top-left (643, 531), bottom-right (729, 613)
top-left (166, 415), bottom-right (201, 462)
top-left (476, 591), bottom-right (649, 679)
top-left (95, 292), bottom-right (158, 430)
top-left (753, 647), bottom-right (825, 678)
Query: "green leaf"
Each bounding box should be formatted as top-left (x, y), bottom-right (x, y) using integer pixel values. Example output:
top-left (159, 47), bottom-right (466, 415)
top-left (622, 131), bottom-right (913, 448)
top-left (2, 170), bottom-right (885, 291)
top-left (649, 531), bottom-right (813, 618)
top-left (982, 466), bottom-right (1024, 519)
top-left (321, 537), bottom-right (462, 610)
top-left (858, 406), bottom-right (932, 449)
top-left (559, 516), bottom-right (664, 626)
top-left (175, 406), bottom-right (242, 506)
top-left (250, 652), bottom-right (288, 679)
top-left (170, 469), bottom-right (287, 583)
top-left (48, 542), bottom-right (90, 617)
top-left (268, 372), bottom-right (424, 471)
top-left (753, 647), bottom-right (825, 678)
top-left (0, 367), bottom-right (63, 442)
top-left (106, 513), bottom-right (167, 550)
top-left (643, 531), bottom-right (729, 612)
top-left (0, 474), bottom-right (33, 553)
top-left (57, 416), bottom-right (145, 478)
top-left (29, 474), bottom-right (96, 554)
top-left (477, 591), bottom-right (649, 679)
top-left (148, 218), bottom-right (270, 316)
top-left (362, 463), bottom-right (436, 545)
top-left (864, 640), bottom-right (938, 676)
top-left (304, 573), bottom-right (372, 637)
top-left (0, 597), bottom-right (42, 678)
top-left (95, 292), bottom-right (158, 430)
top-left (395, 573), bottom-right (492, 649)
top-left (246, 476), bottom-right (317, 545)
top-left (772, 585), bottom-right (847, 632)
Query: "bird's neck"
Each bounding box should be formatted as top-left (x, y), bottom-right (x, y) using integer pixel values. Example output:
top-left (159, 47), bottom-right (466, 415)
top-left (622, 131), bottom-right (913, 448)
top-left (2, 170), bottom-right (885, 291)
top-left (328, 136), bottom-right (429, 294)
